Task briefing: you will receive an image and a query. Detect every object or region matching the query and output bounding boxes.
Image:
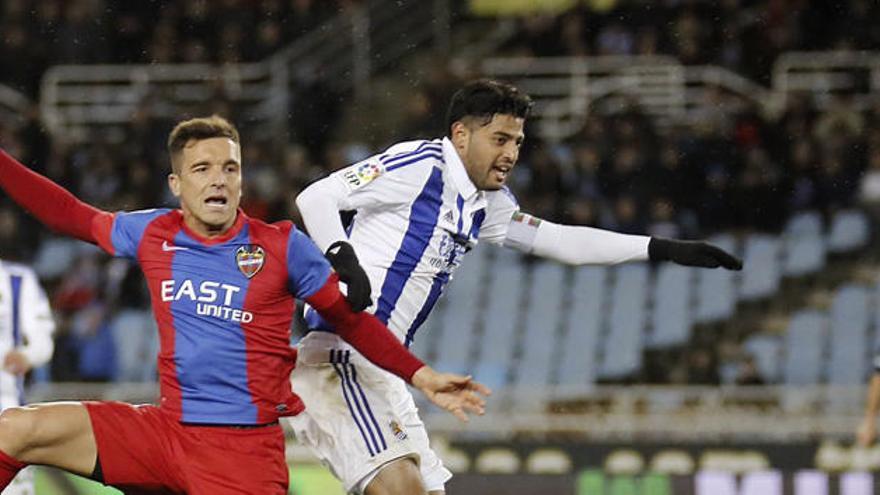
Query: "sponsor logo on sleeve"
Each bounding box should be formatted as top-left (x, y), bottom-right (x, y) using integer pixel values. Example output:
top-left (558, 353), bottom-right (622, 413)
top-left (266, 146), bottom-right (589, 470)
top-left (341, 160), bottom-right (383, 190)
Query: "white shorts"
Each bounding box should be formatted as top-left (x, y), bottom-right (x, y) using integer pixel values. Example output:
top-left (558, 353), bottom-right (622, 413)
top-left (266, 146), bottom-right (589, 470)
top-left (4, 466), bottom-right (34, 495)
top-left (286, 332), bottom-right (452, 494)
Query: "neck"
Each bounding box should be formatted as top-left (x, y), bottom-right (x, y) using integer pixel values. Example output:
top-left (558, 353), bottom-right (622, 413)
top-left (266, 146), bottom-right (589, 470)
top-left (181, 210), bottom-right (235, 238)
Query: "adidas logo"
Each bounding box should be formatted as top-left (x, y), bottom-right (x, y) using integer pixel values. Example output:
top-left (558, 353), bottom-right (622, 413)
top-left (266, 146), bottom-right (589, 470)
top-left (443, 210), bottom-right (454, 223)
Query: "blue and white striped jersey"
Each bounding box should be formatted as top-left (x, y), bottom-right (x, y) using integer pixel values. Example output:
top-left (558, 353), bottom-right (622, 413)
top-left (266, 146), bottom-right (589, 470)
top-left (305, 137), bottom-right (518, 346)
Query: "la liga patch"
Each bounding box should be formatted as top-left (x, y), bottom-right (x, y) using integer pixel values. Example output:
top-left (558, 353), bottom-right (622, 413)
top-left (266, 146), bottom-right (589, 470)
top-left (340, 160), bottom-right (383, 190)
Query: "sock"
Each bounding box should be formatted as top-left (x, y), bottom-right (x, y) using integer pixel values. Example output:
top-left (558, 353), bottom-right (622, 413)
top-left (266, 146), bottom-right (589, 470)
top-left (0, 448), bottom-right (25, 489)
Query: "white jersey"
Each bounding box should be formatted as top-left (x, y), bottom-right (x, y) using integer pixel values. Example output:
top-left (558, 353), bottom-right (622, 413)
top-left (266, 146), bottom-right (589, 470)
top-left (0, 260), bottom-right (54, 410)
top-left (305, 137), bottom-right (518, 346)
top-left (292, 136), bottom-right (651, 493)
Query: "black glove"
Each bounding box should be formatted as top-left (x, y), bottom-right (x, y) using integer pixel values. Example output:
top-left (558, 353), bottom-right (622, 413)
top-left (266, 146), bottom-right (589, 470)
top-left (324, 240), bottom-right (373, 311)
top-left (648, 237), bottom-right (743, 270)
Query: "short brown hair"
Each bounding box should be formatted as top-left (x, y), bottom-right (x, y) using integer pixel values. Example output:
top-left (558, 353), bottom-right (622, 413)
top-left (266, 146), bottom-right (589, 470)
top-left (167, 115), bottom-right (240, 173)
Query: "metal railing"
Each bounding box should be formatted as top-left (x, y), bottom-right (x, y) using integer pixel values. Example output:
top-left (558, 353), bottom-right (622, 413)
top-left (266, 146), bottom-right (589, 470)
top-left (480, 51), bottom-right (880, 142)
top-left (0, 84), bottom-right (31, 128)
top-left (27, 382), bottom-right (867, 441)
top-left (40, 0), bottom-right (452, 143)
top-left (422, 384), bottom-right (867, 441)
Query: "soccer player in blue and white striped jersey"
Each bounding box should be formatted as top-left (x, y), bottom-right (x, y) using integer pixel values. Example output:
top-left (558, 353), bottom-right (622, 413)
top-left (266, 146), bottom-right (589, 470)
top-left (291, 79), bottom-right (742, 495)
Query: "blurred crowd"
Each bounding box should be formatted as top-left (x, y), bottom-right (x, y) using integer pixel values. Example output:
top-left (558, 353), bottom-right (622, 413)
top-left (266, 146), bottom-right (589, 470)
top-left (0, 0), bottom-right (352, 97)
top-left (0, 0), bottom-right (878, 384)
top-left (504, 0), bottom-right (879, 84)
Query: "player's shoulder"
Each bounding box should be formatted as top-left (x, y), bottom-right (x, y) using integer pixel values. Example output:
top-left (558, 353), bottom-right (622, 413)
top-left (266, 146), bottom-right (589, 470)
top-left (486, 186), bottom-right (519, 209)
top-left (246, 216), bottom-right (295, 243)
top-left (116, 208), bottom-right (176, 228)
top-left (375, 138), bottom-right (445, 171)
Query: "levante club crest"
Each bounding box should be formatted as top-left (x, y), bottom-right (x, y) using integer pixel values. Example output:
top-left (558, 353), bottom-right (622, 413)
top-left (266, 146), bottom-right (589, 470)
top-left (236, 245), bottom-right (265, 278)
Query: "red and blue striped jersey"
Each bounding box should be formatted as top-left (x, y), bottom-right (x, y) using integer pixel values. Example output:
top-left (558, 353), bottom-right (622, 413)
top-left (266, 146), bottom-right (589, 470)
top-left (93, 208), bottom-right (330, 425)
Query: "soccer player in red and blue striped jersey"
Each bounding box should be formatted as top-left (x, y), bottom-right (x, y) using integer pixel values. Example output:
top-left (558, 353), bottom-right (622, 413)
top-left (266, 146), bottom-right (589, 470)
top-left (0, 116), bottom-right (488, 494)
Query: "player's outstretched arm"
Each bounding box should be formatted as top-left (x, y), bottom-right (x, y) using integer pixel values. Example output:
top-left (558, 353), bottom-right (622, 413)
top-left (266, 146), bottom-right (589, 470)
top-left (858, 373), bottom-right (880, 447)
top-left (504, 211), bottom-right (742, 270)
top-left (0, 149), bottom-right (108, 244)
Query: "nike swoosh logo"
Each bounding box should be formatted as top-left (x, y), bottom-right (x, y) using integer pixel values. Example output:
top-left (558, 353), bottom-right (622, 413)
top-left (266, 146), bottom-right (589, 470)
top-left (162, 241), bottom-right (189, 252)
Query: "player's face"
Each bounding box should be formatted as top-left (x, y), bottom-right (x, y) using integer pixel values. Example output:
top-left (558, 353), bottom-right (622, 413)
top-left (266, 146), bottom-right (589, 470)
top-left (453, 114), bottom-right (525, 191)
top-left (168, 137), bottom-right (242, 236)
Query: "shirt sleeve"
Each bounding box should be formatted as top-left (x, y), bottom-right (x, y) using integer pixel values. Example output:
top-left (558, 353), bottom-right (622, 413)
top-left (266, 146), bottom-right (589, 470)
top-left (296, 144), bottom-right (435, 252)
top-left (286, 226), bottom-right (334, 300)
top-left (479, 187), bottom-right (520, 245)
top-left (18, 268), bottom-right (55, 368)
top-left (99, 209), bottom-right (171, 259)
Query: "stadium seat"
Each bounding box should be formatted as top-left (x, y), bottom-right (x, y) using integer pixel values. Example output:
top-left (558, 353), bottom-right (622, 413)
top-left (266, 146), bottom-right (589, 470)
top-left (781, 211), bottom-right (826, 281)
top-left (597, 264), bottom-right (649, 379)
top-left (428, 245), bottom-right (490, 369)
top-left (513, 261), bottom-right (566, 386)
top-left (784, 210), bottom-right (822, 237)
top-left (782, 233), bottom-right (825, 277)
top-left (473, 248), bottom-right (526, 386)
top-left (695, 234), bottom-right (737, 323)
top-left (743, 335), bottom-right (782, 383)
top-left (647, 264), bottom-right (693, 348)
top-left (556, 266), bottom-right (607, 385)
top-left (525, 448), bottom-right (572, 474)
top-left (827, 285), bottom-right (870, 384)
top-left (828, 209), bottom-right (870, 253)
top-left (739, 234), bottom-right (781, 301)
top-left (475, 448), bottom-right (521, 474)
top-left (782, 310), bottom-right (827, 385)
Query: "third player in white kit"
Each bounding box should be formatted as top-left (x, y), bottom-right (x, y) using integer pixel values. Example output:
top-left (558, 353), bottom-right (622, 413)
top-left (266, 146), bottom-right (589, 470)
top-left (0, 259), bottom-right (54, 495)
top-left (290, 80), bottom-right (742, 494)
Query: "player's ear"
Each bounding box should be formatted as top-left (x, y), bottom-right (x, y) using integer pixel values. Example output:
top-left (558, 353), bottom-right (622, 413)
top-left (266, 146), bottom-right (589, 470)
top-left (450, 121), bottom-right (469, 151)
top-left (168, 173), bottom-right (181, 197)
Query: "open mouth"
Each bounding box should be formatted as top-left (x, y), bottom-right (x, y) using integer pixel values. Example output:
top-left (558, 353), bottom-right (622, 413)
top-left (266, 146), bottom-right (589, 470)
top-left (492, 165), bottom-right (511, 181)
top-left (204, 195), bottom-right (228, 209)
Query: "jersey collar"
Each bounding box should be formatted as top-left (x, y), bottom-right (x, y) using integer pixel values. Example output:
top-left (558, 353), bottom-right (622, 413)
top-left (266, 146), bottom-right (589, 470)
top-left (442, 137), bottom-right (478, 200)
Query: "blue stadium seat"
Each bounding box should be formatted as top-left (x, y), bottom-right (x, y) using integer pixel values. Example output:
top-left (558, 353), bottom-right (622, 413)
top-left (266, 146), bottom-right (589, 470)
top-left (556, 266), bottom-right (607, 385)
top-left (513, 261), bottom-right (566, 386)
top-left (647, 264), bottom-right (693, 348)
top-left (780, 213), bottom-right (826, 310)
top-left (473, 248), bottom-right (526, 386)
top-left (828, 209), bottom-right (870, 253)
top-left (784, 211), bottom-right (822, 238)
top-left (597, 264), bottom-right (649, 379)
top-left (743, 335), bottom-right (782, 383)
top-left (739, 234), bottom-right (781, 301)
top-left (428, 245), bottom-right (490, 369)
top-left (695, 234), bottom-right (737, 323)
top-left (827, 285), bottom-right (870, 384)
top-left (782, 310), bottom-right (827, 385)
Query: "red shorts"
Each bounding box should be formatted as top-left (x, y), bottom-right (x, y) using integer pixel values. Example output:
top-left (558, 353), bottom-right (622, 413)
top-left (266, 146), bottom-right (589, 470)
top-left (84, 401), bottom-right (288, 495)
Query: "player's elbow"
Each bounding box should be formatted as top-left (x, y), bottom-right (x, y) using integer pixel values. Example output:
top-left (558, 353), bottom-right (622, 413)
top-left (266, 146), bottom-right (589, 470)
top-left (295, 182), bottom-right (328, 215)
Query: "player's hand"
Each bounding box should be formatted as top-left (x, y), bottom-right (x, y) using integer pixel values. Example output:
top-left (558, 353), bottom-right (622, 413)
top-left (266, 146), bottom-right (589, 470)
top-left (325, 240), bottom-right (372, 312)
top-left (411, 366), bottom-right (492, 422)
top-left (648, 237), bottom-right (743, 270)
top-left (2, 350), bottom-right (31, 375)
top-left (857, 417), bottom-right (877, 447)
